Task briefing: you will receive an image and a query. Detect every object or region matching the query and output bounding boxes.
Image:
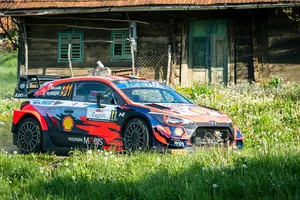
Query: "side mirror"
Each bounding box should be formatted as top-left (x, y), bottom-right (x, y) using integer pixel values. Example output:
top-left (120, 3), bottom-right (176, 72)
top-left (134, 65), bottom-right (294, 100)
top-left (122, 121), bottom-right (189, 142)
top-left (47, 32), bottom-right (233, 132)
top-left (96, 93), bottom-right (108, 108)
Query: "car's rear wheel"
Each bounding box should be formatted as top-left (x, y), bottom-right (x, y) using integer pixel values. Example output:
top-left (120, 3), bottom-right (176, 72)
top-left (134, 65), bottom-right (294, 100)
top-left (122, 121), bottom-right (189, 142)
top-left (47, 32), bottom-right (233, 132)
top-left (123, 118), bottom-right (151, 152)
top-left (17, 117), bottom-right (41, 154)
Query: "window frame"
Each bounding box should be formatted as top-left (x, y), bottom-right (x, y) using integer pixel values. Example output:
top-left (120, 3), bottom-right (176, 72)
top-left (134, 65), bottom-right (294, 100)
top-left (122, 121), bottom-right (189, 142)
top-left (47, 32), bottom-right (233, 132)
top-left (58, 31), bottom-right (84, 63)
top-left (110, 30), bottom-right (132, 62)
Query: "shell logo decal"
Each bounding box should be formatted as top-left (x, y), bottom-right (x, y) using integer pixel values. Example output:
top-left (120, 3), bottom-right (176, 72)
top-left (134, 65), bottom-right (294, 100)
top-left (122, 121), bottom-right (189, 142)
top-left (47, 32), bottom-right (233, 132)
top-left (62, 116), bottom-right (74, 132)
top-left (189, 107), bottom-right (208, 115)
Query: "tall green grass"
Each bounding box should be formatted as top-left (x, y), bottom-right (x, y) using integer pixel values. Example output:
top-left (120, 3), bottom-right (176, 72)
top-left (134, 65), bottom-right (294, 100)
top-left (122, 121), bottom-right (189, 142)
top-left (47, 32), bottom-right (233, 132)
top-left (0, 146), bottom-right (299, 200)
top-left (0, 52), bottom-right (17, 99)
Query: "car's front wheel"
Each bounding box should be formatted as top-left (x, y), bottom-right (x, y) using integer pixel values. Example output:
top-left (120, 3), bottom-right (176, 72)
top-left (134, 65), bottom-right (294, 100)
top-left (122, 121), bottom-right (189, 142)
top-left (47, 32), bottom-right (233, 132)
top-left (123, 118), bottom-right (151, 152)
top-left (16, 117), bottom-right (42, 154)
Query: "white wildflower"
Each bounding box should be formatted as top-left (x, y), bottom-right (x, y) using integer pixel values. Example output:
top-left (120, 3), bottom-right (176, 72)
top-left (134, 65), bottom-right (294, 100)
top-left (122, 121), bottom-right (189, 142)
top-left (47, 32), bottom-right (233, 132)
top-left (221, 172), bottom-right (225, 175)
top-left (104, 157), bottom-right (108, 161)
top-left (86, 150), bottom-right (92, 155)
top-left (230, 166), bottom-right (235, 170)
top-left (156, 158), bottom-right (161, 163)
top-left (13, 151), bottom-right (18, 155)
top-left (109, 151), bottom-right (113, 155)
top-left (64, 162), bottom-right (69, 167)
top-left (57, 162), bottom-right (62, 167)
top-left (104, 152), bottom-right (109, 156)
top-left (212, 184), bottom-right (218, 188)
top-left (45, 172), bottom-right (49, 176)
top-left (242, 164), bottom-right (247, 169)
top-left (202, 167), bottom-right (207, 171)
top-left (71, 176), bottom-right (76, 181)
top-left (73, 162), bottom-right (77, 167)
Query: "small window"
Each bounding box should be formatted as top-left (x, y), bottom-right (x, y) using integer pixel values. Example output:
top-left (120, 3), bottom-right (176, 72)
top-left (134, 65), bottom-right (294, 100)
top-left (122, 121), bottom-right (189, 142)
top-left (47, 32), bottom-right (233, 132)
top-left (73, 81), bottom-right (124, 105)
top-left (35, 82), bottom-right (73, 100)
top-left (58, 31), bottom-right (84, 62)
top-left (111, 30), bottom-right (131, 62)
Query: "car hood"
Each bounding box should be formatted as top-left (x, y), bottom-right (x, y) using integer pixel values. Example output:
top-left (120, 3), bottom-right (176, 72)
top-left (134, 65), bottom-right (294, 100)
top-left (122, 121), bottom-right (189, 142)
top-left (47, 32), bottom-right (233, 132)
top-left (143, 103), bottom-right (231, 124)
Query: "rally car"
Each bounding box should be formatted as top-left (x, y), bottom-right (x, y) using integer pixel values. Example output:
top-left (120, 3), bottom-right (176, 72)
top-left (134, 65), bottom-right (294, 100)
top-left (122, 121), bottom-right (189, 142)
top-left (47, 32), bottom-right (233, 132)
top-left (11, 75), bottom-right (244, 154)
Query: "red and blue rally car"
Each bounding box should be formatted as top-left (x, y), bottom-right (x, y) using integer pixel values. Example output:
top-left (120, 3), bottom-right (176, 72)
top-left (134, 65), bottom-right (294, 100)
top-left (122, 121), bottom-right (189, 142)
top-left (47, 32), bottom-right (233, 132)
top-left (12, 75), bottom-right (244, 154)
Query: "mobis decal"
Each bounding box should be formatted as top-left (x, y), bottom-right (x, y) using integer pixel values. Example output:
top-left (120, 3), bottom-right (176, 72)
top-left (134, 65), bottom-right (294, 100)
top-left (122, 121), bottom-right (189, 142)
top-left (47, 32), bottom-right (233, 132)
top-left (62, 116), bottom-right (74, 131)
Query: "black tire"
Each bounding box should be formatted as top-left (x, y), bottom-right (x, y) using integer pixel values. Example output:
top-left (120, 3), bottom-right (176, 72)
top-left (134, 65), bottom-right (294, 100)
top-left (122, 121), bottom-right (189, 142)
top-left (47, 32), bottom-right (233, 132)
top-left (123, 118), bottom-right (151, 152)
top-left (16, 117), bottom-right (42, 154)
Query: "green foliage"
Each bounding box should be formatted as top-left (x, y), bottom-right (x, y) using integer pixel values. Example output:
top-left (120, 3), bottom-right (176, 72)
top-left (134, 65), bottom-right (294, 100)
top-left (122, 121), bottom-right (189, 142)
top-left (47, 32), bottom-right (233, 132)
top-left (267, 77), bottom-right (282, 88)
top-left (0, 52), bottom-right (17, 99)
top-left (176, 82), bottom-right (213, 101)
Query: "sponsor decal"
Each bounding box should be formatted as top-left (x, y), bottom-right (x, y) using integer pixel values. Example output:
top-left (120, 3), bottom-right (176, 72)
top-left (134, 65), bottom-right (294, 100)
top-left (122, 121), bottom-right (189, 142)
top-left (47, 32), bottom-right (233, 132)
top-left (87, 107), bottom-right (117, 121)
top-left (115, 80), bottom-right (166, 89)
top-left (68, 137), bottom-right (83, 142)
top-left (14, 93), bottom-right (27, 98)
top-left (118, 112), bottom-right (125, 117)
top-left (62, 116), bottom-right (74, 131)
top-left (189, 107), bottom-right (208, 115)
top-left (19, 83), bottom-right (26, 89)
top-left (32, 100), bottom-right (54, 106)
top-left (84, 137), bottom-right (104, 146)
top-left (209, 120), bottom-right (217, 125)
top-left (46, 90), bottom-right (61, 96)
top-left (173, 140), bottom-right (185, 147)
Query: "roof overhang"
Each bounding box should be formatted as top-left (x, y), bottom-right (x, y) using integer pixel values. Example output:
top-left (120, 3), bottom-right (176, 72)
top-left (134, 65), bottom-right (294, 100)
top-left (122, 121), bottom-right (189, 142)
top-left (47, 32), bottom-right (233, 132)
top-left (1, 3), bottom-right (300, 16)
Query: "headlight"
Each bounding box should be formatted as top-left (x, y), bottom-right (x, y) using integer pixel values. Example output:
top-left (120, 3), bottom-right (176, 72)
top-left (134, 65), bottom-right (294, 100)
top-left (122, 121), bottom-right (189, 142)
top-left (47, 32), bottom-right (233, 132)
top-left (227, 119), bottom-right (233, 127)
top-left (149, 112), bottom-right (194, 126)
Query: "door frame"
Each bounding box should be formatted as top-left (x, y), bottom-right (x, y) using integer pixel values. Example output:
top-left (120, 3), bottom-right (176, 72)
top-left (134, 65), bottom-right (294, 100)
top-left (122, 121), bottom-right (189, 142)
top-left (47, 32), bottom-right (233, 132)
top-left (188, 19), bottom-right (229, 84)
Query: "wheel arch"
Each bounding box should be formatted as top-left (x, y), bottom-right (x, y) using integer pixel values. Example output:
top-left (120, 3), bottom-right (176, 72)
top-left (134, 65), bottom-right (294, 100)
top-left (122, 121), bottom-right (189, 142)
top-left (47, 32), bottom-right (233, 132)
top-left (12, 110), bottom-right (48, 133)
top-left (119, 113), bottom-right (153, 137)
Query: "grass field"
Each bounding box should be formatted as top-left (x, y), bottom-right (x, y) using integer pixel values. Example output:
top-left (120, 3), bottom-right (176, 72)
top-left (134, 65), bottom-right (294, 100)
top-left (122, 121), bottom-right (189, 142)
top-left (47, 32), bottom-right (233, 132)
top-left (0, 52), bottom-right (299, 199)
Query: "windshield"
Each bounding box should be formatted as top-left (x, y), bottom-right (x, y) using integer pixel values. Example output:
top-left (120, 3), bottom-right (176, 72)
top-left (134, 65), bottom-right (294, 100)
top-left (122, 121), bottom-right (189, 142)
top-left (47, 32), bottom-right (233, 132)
top-left (121, 88), bottom-right (192, 104)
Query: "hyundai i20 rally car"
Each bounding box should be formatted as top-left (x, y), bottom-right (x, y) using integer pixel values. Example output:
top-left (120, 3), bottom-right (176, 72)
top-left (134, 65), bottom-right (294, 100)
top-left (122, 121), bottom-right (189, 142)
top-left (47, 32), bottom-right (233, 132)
top-left (12, 75), bottom-right (244, 154)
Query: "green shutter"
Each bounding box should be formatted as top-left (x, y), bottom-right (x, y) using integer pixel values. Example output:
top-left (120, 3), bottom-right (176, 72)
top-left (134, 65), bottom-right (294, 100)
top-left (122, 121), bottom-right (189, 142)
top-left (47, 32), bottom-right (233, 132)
top-left (111, 30), bottom-right (132, 62)
top-left (58, 31), bottom-right (84, 62)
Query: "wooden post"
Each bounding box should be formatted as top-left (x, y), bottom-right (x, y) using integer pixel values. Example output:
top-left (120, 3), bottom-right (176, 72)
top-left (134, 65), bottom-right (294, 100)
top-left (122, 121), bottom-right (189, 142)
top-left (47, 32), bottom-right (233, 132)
top-left (167, 44), bottom-right (171, 85)
top-left (252, 16), bottom-right (262, 82)
top-left (22, 18), bottom-right (28, 75)
top-left (130, 38), bottom-right (135, 76)
top-left (68, 42), bottom-right (74, 77)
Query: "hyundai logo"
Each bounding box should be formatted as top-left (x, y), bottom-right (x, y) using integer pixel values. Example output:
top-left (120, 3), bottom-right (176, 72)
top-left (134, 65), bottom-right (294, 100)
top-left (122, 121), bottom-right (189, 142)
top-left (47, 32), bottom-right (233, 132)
top-left (209, 120), bottom-right (217, 125)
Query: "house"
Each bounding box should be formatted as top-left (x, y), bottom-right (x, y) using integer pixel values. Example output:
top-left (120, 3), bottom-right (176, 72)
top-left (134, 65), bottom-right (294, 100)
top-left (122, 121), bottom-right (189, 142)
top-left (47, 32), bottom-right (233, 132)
top-left (1, 0), bottom-right (300, 85)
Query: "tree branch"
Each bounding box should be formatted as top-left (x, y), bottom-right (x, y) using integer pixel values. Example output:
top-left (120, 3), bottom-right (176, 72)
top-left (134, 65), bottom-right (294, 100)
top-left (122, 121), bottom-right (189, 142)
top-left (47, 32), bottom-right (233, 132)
top-left (0, 17), bottom-right (19, 49)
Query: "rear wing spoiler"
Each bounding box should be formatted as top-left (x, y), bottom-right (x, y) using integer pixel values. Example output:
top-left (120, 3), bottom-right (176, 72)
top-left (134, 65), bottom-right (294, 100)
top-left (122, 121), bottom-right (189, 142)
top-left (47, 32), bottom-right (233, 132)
top-left (14, 75), bottom-right (69, 98)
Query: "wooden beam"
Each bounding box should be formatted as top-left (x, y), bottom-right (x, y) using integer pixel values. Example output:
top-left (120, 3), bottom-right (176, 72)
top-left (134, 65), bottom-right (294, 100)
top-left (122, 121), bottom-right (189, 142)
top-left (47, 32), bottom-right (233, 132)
top-left (34, 16), bottom-right (150, 25)
top-left (25, 37), bottom-right (113, 43)
top-left (26, 24), bottom-right (128, 31)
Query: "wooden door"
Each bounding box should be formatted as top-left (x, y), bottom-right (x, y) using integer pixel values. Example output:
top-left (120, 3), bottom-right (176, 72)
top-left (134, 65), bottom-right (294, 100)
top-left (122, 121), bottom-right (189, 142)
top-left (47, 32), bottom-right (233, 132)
top-left (189, 20), bottom-right (228, 84)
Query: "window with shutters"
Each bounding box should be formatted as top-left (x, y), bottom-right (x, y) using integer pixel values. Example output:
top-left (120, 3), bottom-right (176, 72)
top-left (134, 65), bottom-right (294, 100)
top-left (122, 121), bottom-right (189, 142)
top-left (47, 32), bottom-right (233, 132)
top-left (111, 30), bottom-right (131, 62)
top-left (58, 31), bottom-right (84, 62)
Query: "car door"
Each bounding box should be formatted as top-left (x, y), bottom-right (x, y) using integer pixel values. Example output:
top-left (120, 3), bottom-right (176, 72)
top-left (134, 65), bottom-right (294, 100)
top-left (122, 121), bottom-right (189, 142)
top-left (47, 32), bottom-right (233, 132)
top-left (63, 81), bottom-right (124, 149)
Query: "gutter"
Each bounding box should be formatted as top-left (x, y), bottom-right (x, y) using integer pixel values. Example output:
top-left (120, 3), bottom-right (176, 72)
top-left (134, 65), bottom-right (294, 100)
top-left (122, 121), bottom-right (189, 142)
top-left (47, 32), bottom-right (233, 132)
top-left (1, 3), bottom-right (300, 16)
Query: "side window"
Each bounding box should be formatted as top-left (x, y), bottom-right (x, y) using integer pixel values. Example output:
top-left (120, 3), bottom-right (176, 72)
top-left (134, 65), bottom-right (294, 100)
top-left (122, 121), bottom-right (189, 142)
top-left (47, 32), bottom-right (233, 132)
top-left (35, 82), bottom-right (73, 100)
top-left (73, 81), bottom-right (124, 105)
